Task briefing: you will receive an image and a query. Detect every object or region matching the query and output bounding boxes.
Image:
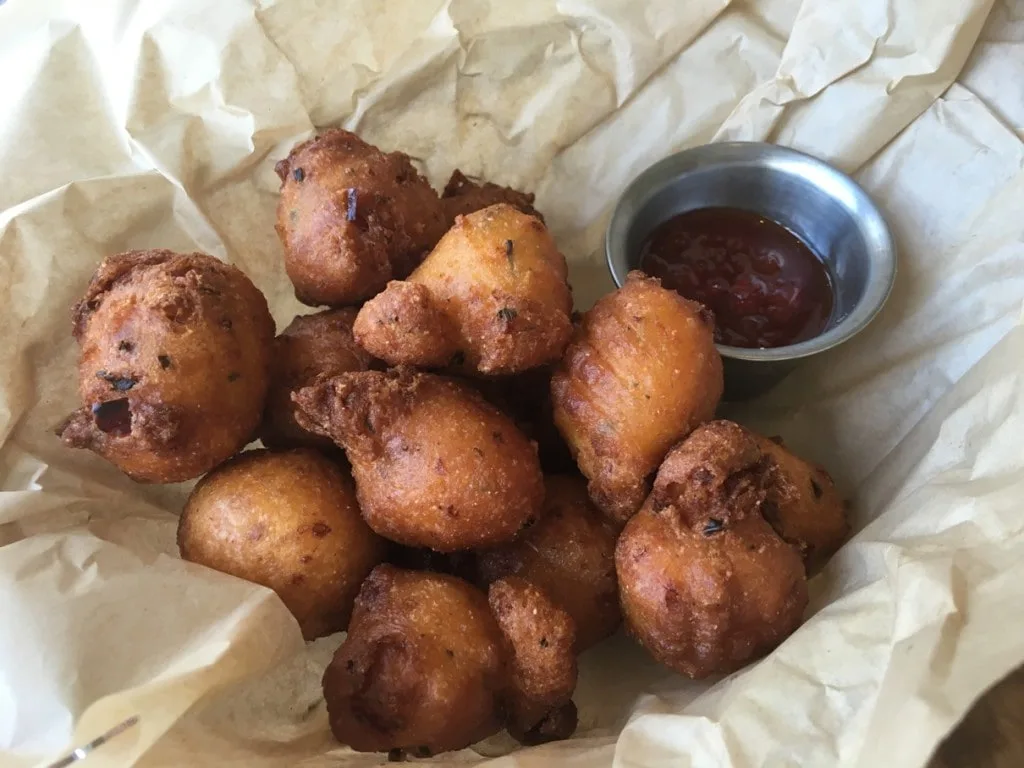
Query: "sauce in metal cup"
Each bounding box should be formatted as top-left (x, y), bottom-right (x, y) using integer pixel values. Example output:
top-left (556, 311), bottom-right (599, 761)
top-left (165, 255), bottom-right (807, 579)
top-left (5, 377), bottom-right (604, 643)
top-left (605, 142), bottom-right (897, 400)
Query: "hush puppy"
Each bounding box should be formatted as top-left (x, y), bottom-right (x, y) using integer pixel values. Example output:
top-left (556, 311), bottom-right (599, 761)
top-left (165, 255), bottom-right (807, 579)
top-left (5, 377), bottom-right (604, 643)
top-left (178, 449), bottom-right (386, 640)
top-left (293, 368), bottom-right (544, 552)
top-left (488, 576), bottom-right (578, 741)
top-left (321, 566), bottom-right (578, 756)
top-left (756, 435), bottom-right (849, 573)
top-left (615, 421), bottom-right (808, 678)
top-left (478, 475), bottom-right (620, 651)
top-left (551, 271), bottom-right (723, 523)
top-left (353, 204), bottom-right (573, 375)
top-left (57, 249), bottom-right (274, 483)
top-left (321, 565), bottom-right (507, 755)
top-left (260, 308), bottom-right (376, 451)
top-left (275, 129), bottom-right (447, 306)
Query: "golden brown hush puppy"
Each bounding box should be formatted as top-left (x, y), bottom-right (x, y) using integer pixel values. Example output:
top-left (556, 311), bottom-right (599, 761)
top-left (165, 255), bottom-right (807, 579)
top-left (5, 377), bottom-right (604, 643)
top-left (260, 308), bottom-right (376, 451)
top-left (353, 204), bottom-right (573, 375)
top-left (478, 475), bottom-right (621, 651)
top-left (551, 271), bottom-right (723, 524)
top-left (755, 435), bottom-right (849, 573)
top-left (57, 249), bottom-right (274, 483)
top-left (322, 565), bottom-right (507, 755)
top-left (178, 449), bottom-right (386, 640)
top-left (293, 368), bottom-right (545, 552)
top-left (351, 280), bottom-right (460, 368)
top-left (488, 577), bottom-right (578, 742)
top-left (441, 169), bottom-right (544, 226)
top-left (274, 129), bottom-right (447, 306)
top-left (615, 422), bottom-right (808, 678)
top-left (643, 420), bottom-right (848, 571)
top-left (643, 420), bottom-right (768, 527)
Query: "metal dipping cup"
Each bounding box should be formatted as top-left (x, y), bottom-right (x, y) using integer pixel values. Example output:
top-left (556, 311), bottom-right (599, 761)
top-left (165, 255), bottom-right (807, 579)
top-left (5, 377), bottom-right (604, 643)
top-left (606, 142), bottom-right (897, 400)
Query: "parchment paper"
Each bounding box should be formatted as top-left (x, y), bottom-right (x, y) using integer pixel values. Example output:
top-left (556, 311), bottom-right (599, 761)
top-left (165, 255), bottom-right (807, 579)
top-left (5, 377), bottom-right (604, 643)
top-left (1, 0), bottom-right (1022, 766)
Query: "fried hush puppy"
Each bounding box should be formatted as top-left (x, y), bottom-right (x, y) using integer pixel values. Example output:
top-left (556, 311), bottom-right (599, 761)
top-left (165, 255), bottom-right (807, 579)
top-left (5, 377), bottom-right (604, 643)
top-left (478, 475), bottom-right (621, 651)
top-left (321, 566), bottom-right (579, 756)
top-left (488, 576), bottom-right (578, 742)
top-left (178, 449), bottom-right (386, 639)
top-left (260, 308), bottom-right (376, 451)
top-left (275, 129), bottom-right (447, 306)
top-left (57, 250), bottom-right (275, 483)
top-left (551, 271), bottom-right (723, 524)
top-left (322, 566), bottom-right (508, 755)
top-left (353, 204), bottom-right (573, 375)
top-left (441, 169), bottom-right (544, 226)
top-left (293, 368), bottom-right (544, 552)
top-left (756, 435), bottom-right (849, 573)
top-left (615, 421), bottom-right (808, 678)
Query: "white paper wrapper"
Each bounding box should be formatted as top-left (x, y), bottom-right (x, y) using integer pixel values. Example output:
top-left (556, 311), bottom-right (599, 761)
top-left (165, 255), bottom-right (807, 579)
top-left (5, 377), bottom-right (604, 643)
top-left (1, 0), bottom-right (1022, 766)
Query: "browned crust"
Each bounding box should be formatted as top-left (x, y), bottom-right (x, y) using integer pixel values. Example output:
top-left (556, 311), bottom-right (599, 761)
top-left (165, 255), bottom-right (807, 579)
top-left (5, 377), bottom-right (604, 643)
top-left (275, 129), bottom-right (446, 306)
top-left (441, 169), bottom-right (544, 225)
top-left (293, 368), bottom-right (545, 551)
top-left (59, 249), bottom-right (274, 482)
top-left (488, 577), bottom-right (577, 739)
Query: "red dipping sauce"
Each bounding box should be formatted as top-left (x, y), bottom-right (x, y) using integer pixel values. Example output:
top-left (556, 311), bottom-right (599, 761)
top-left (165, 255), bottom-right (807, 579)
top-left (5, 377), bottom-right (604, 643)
top-left (639, 207), bottom-right (834, 349)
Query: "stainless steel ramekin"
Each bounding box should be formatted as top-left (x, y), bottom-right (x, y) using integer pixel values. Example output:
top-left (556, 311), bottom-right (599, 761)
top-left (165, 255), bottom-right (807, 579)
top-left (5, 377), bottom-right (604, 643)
top-left (606, 142), bottom-right (897, 400)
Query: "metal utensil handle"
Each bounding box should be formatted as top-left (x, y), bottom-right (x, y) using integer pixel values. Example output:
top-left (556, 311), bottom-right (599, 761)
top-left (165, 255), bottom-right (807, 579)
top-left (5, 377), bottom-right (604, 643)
top-left (45, 715), bottom-right (140, 768)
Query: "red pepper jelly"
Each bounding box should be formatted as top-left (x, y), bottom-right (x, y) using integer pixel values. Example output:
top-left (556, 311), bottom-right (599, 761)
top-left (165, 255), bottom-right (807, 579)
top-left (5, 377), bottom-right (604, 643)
top-left (638, 207), bottom-right (834, 349)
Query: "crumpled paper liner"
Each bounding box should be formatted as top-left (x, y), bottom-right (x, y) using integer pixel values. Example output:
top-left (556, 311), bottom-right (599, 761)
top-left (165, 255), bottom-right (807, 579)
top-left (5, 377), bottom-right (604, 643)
top-left (1, 0), bottom-right (1022, 766)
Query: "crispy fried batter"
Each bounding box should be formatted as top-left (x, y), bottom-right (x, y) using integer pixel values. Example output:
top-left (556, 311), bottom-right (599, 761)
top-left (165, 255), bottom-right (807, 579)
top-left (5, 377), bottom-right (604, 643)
top-left (551, 271), bottom-right (723, 523)
top-left (354, 204), bottom-right (573, 375)
top-left (478, 475), bottom-right (620, 651)
top-left (322, 566), bottom-right (507, 755)
top-left (488, 577), bottom-right (577, 740)
top-left (615, 422), bottom-right (808, 678)
top-left (178, 449), bottom-right (386, 639)
top-left (350, 281), bottom-right (460, 368)
top-left (441, 169), bottom-right (544, 226)
top-left (275, 129), bottom-right (447, 306)
top-left (643, 420), bottom-right (768, 527)
top-left (293, 368), bottom-right (544, 552)
top-left (261, 308), bottom-right (377, 451)
top-left (756, 435), bottom-right (849, 572)
top-left (57, 249), bottom-right (274, 482)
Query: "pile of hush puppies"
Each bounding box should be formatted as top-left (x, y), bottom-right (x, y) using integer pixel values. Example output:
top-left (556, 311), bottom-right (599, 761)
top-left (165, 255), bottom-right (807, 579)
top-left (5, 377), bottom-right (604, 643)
top-left (56, 129), bottom-right (850, 759)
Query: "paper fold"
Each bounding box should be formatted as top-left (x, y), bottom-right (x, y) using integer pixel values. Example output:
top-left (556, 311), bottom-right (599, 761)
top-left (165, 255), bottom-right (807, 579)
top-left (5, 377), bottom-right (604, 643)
top-left (1, 0), bottom-right (1022, 766)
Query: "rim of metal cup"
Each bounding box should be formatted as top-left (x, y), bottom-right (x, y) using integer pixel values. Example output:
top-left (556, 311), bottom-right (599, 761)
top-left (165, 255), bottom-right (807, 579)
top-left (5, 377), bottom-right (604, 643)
top-left (605, 142), bottom-right (897, 362)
